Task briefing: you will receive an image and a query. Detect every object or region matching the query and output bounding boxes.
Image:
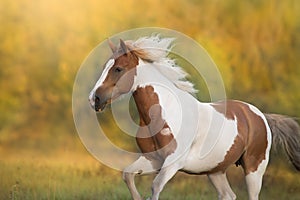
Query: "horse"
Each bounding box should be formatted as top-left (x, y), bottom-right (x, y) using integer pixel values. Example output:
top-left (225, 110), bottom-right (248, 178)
top-left (88, 36), bottom-right (300, 200)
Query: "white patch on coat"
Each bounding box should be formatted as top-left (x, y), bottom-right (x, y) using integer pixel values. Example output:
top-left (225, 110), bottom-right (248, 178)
top-left (131, 60), bottom-right (201, 168)
top-left (182, 104), bottom-right (239, 173)
top-left (161, 128), bottom-right (172, 136)
top-left (132, 62), bottom-right (183, 139)
top-left (127, 36), bottom-right (197, 94)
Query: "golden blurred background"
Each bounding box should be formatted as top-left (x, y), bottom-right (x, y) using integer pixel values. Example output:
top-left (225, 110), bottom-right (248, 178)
top-left (0, 0), bottom-right (299, 199)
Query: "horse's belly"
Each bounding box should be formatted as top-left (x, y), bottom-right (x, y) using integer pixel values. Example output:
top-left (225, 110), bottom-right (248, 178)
top-left (182, 154), bottom-right (221, 173)
top-left (182, 113), bottom-right (240, 174)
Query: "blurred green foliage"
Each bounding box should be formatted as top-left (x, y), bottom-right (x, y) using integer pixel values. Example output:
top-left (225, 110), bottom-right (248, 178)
top-left (0, 0), bottom-right (299, 199)
top-left (0, 0), bottom-right (299, 150)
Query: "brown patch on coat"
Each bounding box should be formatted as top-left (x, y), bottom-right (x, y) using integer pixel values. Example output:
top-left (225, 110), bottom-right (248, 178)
top-left (133, 86), bottom-right (177, 163)
top-left (210, 100), bottom-right (268, 175)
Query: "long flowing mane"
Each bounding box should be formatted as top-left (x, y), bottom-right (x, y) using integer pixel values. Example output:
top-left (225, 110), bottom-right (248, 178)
top-left (125, 36), bottom-right (197, 94)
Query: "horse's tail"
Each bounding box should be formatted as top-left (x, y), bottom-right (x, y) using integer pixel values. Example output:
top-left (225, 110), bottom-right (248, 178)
top-left (264, 114), bottom-right (300, 171)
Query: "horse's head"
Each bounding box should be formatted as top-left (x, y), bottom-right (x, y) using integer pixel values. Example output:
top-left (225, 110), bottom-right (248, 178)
top-left (89, 39), bottom-right (139, 112)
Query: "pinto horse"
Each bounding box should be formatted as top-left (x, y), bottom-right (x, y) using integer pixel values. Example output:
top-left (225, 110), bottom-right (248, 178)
top-left (88, 36), bottom-right (300, 200)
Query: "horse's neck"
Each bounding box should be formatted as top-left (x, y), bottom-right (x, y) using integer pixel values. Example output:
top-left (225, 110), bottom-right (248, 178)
top-left (132, 60), bottom-right (176, 92)
top-left (131, 61), bottom-right (179, 125)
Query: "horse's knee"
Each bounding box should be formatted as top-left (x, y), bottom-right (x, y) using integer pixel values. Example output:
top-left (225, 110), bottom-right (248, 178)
top-left (122, 171), bottom-right (131, 183)
top-left (123, 170), bottom-right (143, 182)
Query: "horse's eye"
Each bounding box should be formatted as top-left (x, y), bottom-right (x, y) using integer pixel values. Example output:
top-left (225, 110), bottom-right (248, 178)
top-left (114, 67), bottom-right (123, 73)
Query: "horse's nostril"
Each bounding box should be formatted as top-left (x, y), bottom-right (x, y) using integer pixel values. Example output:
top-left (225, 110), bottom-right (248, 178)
top-left (95, 95), bottom-right (100, 103)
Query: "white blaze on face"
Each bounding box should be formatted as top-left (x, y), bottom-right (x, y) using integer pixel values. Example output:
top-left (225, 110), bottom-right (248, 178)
top-left (89, 59), bottom-right (115, 106)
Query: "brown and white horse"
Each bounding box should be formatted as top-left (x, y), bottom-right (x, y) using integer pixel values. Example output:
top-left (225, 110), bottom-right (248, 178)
top-left (88, 36), bottom-right (300, 200)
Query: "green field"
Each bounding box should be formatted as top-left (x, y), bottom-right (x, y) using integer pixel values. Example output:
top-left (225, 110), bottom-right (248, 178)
top-left (1, 144), bottom-right (299, 200)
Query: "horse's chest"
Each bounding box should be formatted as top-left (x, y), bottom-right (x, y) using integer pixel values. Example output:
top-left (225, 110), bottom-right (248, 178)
top-left (134, 85), bottom-right (178, 160)
top-left (136, 126), bottom-right (178, 161)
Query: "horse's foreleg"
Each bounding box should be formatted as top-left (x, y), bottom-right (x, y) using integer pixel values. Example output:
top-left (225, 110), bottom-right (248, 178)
top-left (123, 156), bottom-right (157, 200)
top-left (208, 172), bottom-right (236, 200)
top-left (123, 172), bottom-right (141, 200)
top-left (149, 164), bottom-right (179, 200)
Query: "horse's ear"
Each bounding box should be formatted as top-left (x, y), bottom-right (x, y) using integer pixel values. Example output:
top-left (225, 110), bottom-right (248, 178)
top-left (108, 38), bottom-right (117, 53)
top-left (120, 39), bottom-right (129, 55)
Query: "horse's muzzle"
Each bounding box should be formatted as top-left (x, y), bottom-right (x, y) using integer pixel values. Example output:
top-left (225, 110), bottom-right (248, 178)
top-left (94, 95), bottom-right (107, 112)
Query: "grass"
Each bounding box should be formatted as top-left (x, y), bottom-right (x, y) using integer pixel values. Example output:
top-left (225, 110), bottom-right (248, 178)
top-left (1, 146), bottom-right (300, 200)
top-left (1, 152), bottom-right (128, 200)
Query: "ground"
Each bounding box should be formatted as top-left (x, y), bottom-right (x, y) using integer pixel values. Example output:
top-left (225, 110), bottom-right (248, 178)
top-left (1, 145), bottom-right (299, 200)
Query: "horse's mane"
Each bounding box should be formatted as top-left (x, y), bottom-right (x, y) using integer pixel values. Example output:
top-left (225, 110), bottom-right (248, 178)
top-left (125, 36), bottom-right (197, 94)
